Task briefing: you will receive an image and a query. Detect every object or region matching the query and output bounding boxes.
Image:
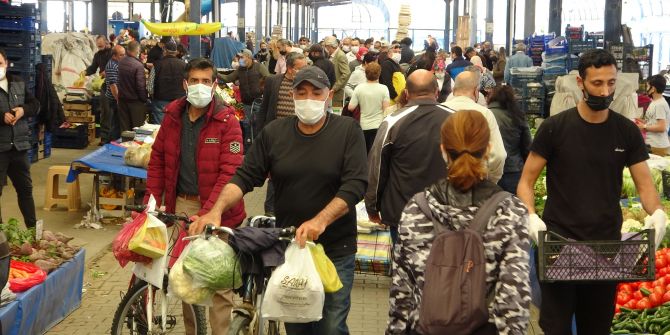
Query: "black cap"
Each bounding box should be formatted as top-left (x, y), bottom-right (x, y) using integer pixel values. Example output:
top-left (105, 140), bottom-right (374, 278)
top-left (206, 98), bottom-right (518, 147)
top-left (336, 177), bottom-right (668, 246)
top-left (164, 40), bottom-right (178, 52)
top-left (160, 36), bottom-right (173, 44)
top-left (292, 66), bottom-right (331, 89)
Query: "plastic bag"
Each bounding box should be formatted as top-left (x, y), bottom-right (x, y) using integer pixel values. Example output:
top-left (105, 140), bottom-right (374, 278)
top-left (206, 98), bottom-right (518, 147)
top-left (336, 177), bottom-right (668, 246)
top-left (113, 212), bottom-right (153, 267)
top-left (128, 213), bottom-right (167, 259)
top-left (261, 242), bottom-right (325, 323)
top-left (168, 243), bottom-right (215, 306)
top-left (182, 237), bottom-right (242, 290)
top-left (8, 260), bottom-right (47, 292)
top-left (309, 244), bottom-right (343, 293)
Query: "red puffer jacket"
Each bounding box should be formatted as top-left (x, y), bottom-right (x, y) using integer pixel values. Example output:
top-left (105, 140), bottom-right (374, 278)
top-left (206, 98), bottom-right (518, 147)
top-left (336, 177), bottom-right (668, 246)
top-left (145, 96), bottom-right (245, 227)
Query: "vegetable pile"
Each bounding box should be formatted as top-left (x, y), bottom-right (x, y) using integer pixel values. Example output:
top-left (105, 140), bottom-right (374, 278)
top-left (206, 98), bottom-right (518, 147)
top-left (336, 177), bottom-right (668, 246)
top-left (0, 218), bottom-right (80, 273)
top-left (612, 248), bottom-right (670, 333)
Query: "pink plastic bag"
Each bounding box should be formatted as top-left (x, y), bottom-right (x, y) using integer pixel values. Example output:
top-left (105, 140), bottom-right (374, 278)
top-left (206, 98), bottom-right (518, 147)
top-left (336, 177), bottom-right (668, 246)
top-left (113, 212), bottom-right (153, 267)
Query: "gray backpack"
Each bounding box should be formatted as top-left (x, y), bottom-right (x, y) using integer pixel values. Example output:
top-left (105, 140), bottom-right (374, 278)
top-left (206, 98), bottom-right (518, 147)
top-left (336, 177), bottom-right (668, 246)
top-left (414, 190), bottom-right (510, 335)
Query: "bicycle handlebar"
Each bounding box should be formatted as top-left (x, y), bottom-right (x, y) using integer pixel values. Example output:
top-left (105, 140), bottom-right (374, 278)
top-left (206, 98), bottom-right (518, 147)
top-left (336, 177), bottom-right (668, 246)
top-left (124, 205), bottom-right (191, 225)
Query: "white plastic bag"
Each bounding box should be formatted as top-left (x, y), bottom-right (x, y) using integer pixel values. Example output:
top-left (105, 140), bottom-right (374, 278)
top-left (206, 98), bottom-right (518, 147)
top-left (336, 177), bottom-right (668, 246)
top-left (168, 242), bottom-right (216, 306)
top-left (261, 242), bottom-right (325, 323)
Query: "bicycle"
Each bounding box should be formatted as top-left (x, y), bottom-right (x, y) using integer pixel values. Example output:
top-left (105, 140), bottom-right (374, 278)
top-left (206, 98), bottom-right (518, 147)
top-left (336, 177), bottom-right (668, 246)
top-left (110, 205), bottom-right (208, 335)
top-left (225, 216), bottom-right (296, 335)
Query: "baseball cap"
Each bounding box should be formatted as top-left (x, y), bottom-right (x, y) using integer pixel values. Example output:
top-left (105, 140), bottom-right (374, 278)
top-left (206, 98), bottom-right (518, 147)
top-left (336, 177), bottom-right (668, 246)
top-left (160, 36), bottom-right (173, 44)
top-left (292, 66), bottom-right (331, 89)
top-left (379, 40), bottom-right (390, 48)
top-left (164, 40), bottom-right (177, 52)
top-left (237, 49), bottom-right (253, 58)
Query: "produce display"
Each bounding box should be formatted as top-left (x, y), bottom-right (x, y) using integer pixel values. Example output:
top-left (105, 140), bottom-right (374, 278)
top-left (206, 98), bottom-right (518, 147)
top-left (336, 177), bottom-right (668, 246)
top-left (1, 218), bottom-right (80, 273)
top-left (612, 248), bottom-right (670, 334)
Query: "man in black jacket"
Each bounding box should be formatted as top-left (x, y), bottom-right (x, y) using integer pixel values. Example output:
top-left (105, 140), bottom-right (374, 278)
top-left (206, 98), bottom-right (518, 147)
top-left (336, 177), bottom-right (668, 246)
top-left (366, 69), bottom-right (453, 242)
top-left (86, 35), bottom-right (112, 145)
top-left (399, 37), bottom-right (414, 64)
top-left (0, 49), bottom-right (40, 228)
top-left (255, 52), bottom-right (307, 215)
top-left (218, 49), bottom-right (270, 124)
top-left (149, 41), bottom-right (185, 124)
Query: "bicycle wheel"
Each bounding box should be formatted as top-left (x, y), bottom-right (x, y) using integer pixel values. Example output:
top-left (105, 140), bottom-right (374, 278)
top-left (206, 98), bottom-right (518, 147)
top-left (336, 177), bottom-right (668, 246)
top-left (228, 315), bottom-right (280, 335)
top-left (111, 281), bottom-right (207, 335)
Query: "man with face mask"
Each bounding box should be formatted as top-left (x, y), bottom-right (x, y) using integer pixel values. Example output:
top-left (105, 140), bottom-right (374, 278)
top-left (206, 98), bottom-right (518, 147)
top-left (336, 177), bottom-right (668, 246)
top-left (218, 49), bottom-right (270, 125)
top-left (379, 43), bottom-right (404, 102)
top-left (348, 38), bottom-right (361, 66)
top-left (517, 49), bottom-right (667, 335)
top-left (191, 66), bottom-right (367, 335)
top-left (254, 41), bottom-right (269, 65)
top-left (272, 39), bottom-right (302, 75)
top-left (323, 35), bottom-right (351, 107)
top-left (145, 58), bottom-right (245, 335)
top-left (0, 48), bottom-right (40, 229)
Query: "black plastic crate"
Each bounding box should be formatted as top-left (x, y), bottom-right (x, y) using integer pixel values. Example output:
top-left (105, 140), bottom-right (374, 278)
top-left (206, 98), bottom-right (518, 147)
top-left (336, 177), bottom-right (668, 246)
top-left (52, 125), bottom-right (89, 149)
top-left (538, 230), bottom-right (655, 283)
top-left (569, 40), bottom-right (596, 55)
top-left (524, 83), bottom-right (545, 99)
top-left (523, 98), bottom-right (545, 115)
top-left (0, 3), bottom-right (39, 19)
top-left (4, 46), bottom-right (39, 63)
top-left (0, 30), bottom-right (39, 48)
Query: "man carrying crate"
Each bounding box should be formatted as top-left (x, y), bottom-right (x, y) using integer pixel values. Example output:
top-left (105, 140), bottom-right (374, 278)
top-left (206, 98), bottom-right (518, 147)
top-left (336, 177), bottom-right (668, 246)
top-left (517, 49), bottom-right (667, 335)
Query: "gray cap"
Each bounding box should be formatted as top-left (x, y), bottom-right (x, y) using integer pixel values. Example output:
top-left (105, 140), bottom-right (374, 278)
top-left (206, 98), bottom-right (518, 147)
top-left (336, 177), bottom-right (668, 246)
top-left (237, 49), bottom-right (253, 58)
top-left (164, 40), bottom-right (178, 52)
top-left (292, 66), bottom-right (331, 89)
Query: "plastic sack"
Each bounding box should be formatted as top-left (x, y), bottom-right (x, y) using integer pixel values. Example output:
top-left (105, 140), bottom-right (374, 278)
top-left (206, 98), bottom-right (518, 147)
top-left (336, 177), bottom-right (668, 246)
top-left (8, 260), bottom-right (47, 293)
top-left (112, 211), bottom-right (153, 267)
top-left (128, 213), bottom-right (167, 259)
top-left (168, 243), bottom-right (215, 306)
top-left (309, 244), bottom-right (343, 293)
top-left (124, 143), bottom-right (152, 168)
top-left (261, 242), bottom-right (325, 323)
top-left (182, 237), bottom-right (242, 290)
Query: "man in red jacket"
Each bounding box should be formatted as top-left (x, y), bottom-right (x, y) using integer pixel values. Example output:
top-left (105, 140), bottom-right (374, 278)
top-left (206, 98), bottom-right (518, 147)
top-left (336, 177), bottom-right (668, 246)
top-left (145, 58), bottom-right (245, 335)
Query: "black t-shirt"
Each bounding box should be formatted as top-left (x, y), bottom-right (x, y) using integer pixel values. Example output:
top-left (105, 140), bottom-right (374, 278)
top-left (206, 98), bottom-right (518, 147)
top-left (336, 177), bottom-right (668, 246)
top-left (531, 108), bottom-right (648, 240)
top-left (230, 114), bottom-right (368, 258)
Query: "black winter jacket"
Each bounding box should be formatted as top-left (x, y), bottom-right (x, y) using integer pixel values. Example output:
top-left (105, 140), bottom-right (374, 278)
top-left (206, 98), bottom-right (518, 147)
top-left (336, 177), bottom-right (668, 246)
top-left (488, 101), bottom-right (532, 173)
top-left (0, 75), bottom-right (40, 152)
top-left (153, 56), bottom-right (186, 101)
top-left (380, 58), bottom-right (402, 100)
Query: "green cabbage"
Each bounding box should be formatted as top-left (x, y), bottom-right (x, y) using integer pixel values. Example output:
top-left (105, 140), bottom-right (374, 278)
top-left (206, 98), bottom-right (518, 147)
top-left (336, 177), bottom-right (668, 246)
top-left (622, 167), bottom-right (664, 198)
top-left (168, 260), bottom-right (215, 305)
top-left (182, 237), bottom-right (242, 290)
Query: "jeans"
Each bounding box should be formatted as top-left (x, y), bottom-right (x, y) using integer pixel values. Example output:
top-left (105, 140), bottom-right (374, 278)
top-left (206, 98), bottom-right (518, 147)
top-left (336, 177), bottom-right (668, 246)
top-left (0, 149), bottom-right (36, 228)
top-left (284, 254), bottom-right (355, 335)
top-left (103, 98), bottom-right (121, 143)
top-left (497, 171), bottom-right (522, 195)
top-left (150, 100), bottom-right (171, 125)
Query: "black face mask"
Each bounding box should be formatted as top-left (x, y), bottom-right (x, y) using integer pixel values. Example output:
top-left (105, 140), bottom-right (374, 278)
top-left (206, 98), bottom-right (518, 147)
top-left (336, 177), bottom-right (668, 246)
top-left (583, 87), bottom-right (614, 111)
top-left (279, 50), bottom-right (287, 56)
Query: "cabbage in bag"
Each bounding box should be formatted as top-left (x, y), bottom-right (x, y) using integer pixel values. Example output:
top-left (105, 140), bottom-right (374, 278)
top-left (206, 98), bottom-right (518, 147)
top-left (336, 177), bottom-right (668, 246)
top-left (168, 243), bottom-right (215, 306)
top-left (182, 237), bottom-right (242, 290)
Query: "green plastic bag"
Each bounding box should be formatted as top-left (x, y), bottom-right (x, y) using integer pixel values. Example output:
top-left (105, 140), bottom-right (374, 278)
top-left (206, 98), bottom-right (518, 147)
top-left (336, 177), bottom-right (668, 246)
top-left (309, 244), bottom-right (343, 293)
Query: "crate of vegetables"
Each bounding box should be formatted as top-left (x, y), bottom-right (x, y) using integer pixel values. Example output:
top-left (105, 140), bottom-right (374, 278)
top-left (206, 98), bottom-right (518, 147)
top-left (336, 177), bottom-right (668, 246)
top-left (537, 229), bottom-right (655, 282)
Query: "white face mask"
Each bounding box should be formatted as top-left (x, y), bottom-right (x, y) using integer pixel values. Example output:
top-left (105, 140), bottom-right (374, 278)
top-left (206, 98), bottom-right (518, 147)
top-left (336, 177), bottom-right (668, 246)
top-left (231, 61), bottom-right (239, 69)
top-left (435, 72), bottom-right (445, 80)
top-left (391, 53), bottom-right (401, 63)
top-left (0, 67), bottom-right (5, 80)
top-left (351, 46), bottom-right (359, 54)
top-left (187, 83), bottom-right (214, 108)
top-left (342, 46), bottom-right (351, 53)
top-left (294, 98), bottom-right (326, 125)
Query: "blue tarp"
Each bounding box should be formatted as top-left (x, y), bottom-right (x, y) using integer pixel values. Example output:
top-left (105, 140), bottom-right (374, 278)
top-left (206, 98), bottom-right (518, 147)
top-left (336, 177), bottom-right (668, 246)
top-left (211, 37), bottom-right (245, 69)
top-left (0, 249), bottom-right (85, 335)
top-left (67, 144), bottom-right (147, 182)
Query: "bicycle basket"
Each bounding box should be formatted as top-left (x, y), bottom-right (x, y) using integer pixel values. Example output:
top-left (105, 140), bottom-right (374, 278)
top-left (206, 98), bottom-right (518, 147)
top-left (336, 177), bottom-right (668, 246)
top-left (537, 229), bottom-right (655, 283)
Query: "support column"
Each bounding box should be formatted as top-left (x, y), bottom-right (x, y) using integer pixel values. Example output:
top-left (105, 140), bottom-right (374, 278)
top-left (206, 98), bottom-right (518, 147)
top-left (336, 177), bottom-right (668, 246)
top-left (91, 0), bottom-right (107, 35)
top-left (265, 0), bottom-right (271, 38)
top-left (301, 4), bottom-right (306, 38)
top-left (311, 5), bottom-right (318, 43)
top-left (485, 0), bottom-right (493, 42)
top-left (444, 0), bottom-right (450, 48)
top-left (277, 0), bottom-right (282, 32)
top-left (160, 0), bottom-right (168, 22)
top-left (548, 0), bottom-right (562, 36)
top-left (150, 0), bottom-right (155, 21)
top-left (506, 0), bottom-right (515, 55)
top-left (189, 0), bottom-right (202, 58)
top-left (212, 0), bottom-right (221, 37)
top-left (38, 0), bottom-right (47, 34)
top-left (255, 0), bottom-right (262, 48)
top-left (452, 0), bottom-right (459, 43)
top-left (238, 0), bottom-right (245, 43)
top-left (524, 0), bottom-right (535, 37)
top-left (604, 0), bottom-right (622, 44)
top-left (68, 0), bottom-right (75, 31)
top-left (470, 0), bottom-right (477, 45)
top-left (293, 2), bottom-right (299, 42)
top-left (286, 0), bottom-right (291, 40)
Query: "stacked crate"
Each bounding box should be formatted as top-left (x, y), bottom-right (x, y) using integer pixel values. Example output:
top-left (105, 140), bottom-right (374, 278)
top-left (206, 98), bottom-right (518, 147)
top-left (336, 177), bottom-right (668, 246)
top-left (566, 25), bottom-right (596, 71)
top-left (0, 3), bottom-right (40, 95)
top-left (527, 34), bottom-right (555, 66)
top-left (53, 88), bottom-right (93, 148)
top-left (510, 67), bottom-right (546, 117)
top-left (63, 101), bottom-right (95, 144)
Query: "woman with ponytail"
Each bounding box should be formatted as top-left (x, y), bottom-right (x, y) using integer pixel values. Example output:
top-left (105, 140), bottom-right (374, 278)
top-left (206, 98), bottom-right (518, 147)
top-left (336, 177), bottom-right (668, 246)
top-left (387, 110), bottom-right (531, 335)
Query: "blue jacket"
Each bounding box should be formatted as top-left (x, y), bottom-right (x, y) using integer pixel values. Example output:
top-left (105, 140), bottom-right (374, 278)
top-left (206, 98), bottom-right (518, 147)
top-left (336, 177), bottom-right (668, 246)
top-left (504, 51), bottom-right (534, 83)
top-left (446, 57), bottom-right (472, 80)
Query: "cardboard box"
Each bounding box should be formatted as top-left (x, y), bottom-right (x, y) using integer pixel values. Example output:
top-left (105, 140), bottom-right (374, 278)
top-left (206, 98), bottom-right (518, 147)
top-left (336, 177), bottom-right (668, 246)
top-left (63, 103), bottom-right (92, 111)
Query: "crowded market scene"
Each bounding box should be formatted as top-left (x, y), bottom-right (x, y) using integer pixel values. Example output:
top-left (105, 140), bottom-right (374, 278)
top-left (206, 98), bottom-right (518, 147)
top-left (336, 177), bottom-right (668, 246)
top-left (2, 0), bottom-right (670, 334)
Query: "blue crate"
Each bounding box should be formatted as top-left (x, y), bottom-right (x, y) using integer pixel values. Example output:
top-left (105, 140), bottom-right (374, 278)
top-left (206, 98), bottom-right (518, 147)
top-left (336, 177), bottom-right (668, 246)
top-left (0, 17), bottom-right (36, 32)
top-left (7, 69), bottom-right (36, 85)
top-left (4, 46), bottom-right (39, 61)
top-left (524, 84), bottom-right (545, 99)
top-left (0, 30), bottom-right (39, 47)
top-left (0, 3), bottom-right (39, 19)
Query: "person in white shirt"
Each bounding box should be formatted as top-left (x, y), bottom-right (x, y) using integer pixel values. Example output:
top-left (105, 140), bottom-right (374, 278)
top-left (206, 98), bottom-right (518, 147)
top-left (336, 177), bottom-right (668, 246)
top-left (442, 70), bottom-right (507, 182)
top-left (345, 52), bottom-right (376, 98)
top-left (639, 74), bottom-right (670, 156)
top-left (348, 62), bottom-right (390, 152)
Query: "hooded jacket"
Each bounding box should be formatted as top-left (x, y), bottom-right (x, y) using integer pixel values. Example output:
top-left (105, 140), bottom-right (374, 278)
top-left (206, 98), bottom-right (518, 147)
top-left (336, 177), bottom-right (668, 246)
top-left (387, 179), bottom-right (531, 334)
top-left (145, 96), bottom-right (245, 226)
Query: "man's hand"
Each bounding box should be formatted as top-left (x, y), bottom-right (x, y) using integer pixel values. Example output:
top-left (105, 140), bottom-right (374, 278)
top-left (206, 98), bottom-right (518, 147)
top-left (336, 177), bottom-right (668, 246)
top-left (11, 107), bottom-right (24, 124)
top-left (528, 213), bottom-right (547, 244)
top-left (367, 211), bottom-right (382, 224)
top-left (188, 210), bottom-right (222, 236)
top-left (296, 218), bottom-right (327, 248)
top-left (644, 209), bottom-right (667, 249)
top-left (3, 112), bottom-right (15, 125)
